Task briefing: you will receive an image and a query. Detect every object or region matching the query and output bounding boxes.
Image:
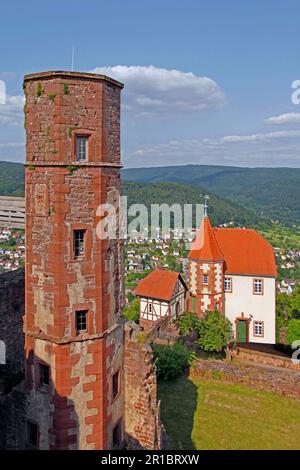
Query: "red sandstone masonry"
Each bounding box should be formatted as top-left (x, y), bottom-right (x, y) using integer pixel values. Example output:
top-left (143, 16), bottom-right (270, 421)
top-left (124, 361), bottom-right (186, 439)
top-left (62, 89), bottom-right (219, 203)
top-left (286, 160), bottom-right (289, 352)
top-left (124, 321), bottom-right (162, 450)
top-left (24, 71), bottom-right (125, 450)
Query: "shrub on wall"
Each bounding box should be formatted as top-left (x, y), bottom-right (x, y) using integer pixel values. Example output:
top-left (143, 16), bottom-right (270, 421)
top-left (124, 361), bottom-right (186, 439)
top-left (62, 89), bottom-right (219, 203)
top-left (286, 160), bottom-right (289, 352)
top-left (123, 298), bottom-right (140, 323)
top-left (286, 318), bottom-right (300, 345)
top-left (152, 342), bottom-right (192, 380)
top-left (123, 299), bottom-right (140, 323)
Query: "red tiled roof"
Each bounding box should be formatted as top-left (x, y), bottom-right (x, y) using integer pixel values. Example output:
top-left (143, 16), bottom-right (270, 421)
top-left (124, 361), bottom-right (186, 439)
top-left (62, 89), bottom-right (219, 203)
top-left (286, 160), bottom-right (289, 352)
top-left (214, 228), bottom-right (277, 277)
top-left (189, 217), bottom-right (277, 277)
top-left (188, 216), bottom-right (224, 261)
top-left (135, 269), bottom-right (185, 301)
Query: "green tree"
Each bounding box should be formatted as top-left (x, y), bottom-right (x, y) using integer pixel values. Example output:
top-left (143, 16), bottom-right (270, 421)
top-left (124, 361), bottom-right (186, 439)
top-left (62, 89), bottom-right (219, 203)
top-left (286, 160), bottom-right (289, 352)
top-left (127, 291), bottom-right (134, 303)
top-left (290, 286), bottom-right (300, 319)
top-left (177, 312), bottom-right (201, 336)
top-left (286, 319), bottom-right (300, 345)
top-left (196, 310), bottom-right (234, 360)
top-left (152, 342), bottom-right (192, 380)
top-left (123, 298), bottom-right (140, 323)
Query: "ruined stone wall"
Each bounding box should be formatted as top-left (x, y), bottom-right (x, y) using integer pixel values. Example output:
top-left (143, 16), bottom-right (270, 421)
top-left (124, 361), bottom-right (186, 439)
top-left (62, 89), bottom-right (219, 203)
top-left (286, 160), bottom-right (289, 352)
top-left (234, 346), bottom-right (300, 372)
top-left (0, 385), bottom-right (27, 449)
top-left (124, 321), bottom-right (162, 450)
top-left (191, 358), bottom-right (300, 398)
top-left (0, 268), bottom-right (25, 390)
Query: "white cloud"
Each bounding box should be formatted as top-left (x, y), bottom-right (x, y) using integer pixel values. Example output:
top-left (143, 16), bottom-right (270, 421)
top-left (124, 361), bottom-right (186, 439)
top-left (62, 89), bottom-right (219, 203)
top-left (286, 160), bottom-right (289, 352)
top-left (90, 65), bottom-right (225, 116)
top-left (265, 112), bottom-right (300, 125)
top-left (221, 130), bottom-right (300, 143)
top-left (0, 94), bottom-right (24, 125)
top-left (126, 129), bottom-right (300, 168)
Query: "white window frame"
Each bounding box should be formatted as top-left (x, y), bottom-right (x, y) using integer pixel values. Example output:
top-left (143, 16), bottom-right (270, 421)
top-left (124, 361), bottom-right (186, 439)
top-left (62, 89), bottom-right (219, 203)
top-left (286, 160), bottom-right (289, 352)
top-left (203, 274), bottom-right (208, 285)
top-left (224, 277), bottom-right (232, 292)
top-left (254, 321), bottom-right (264, 337)
top-left (76, 135), bottom-right (88, 162)
top-left (253, 278), bottom-right (264, 295)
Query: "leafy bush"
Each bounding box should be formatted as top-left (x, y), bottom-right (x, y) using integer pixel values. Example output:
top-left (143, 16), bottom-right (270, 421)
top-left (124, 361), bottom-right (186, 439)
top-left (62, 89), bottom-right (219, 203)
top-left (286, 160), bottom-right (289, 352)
top-left (276, 315), bottom-right (285, 343)
top-left (127, 291), bottom-right (134, 303)
top-left (286, 319), bottom-right (300, 345)
top-left (152, 342), bottom-right (192, 380)
top-left (196, 310), bottom-right (234, 353)
top-left (123, 298), bottom-right (140, 323)
top-left (177, 312), bottom-right (201, 336)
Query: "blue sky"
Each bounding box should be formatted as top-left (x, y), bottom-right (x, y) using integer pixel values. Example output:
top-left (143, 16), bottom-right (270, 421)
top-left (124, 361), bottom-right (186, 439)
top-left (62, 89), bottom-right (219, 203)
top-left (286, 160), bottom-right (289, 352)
top-left (1, 0), bottom-right (300, 167)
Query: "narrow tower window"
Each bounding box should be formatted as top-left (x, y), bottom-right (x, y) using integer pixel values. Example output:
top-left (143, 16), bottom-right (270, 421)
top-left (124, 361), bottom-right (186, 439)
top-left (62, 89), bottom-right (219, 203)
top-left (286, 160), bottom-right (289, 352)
top-left (203, 274), bottom-right (208, 284)
top-left (39, 363), bottom-right (50, 387)
top-left (26, 421), bottom-right (39, 448)
top-left (76, 135), bottom-right (88, 161)
top-left (112, 370), bottom-right (120, 400)
top-left (76, 310), bottom-right (87, 334)
top-left (74, 229), bottom-right (85, 258)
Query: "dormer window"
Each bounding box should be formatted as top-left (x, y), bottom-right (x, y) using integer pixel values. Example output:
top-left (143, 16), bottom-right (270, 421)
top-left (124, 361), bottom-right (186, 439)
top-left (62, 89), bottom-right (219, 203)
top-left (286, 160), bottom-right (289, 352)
top-left (76, 135), bottom-right (88, 161)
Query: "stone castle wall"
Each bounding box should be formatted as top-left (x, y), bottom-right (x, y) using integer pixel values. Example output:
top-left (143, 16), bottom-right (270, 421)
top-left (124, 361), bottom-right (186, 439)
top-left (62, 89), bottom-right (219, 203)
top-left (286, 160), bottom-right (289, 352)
top-left (0, 268), bottom-right (25, 391)
top-left (124, 321), bottom-right (162, 449)
top-left (191, 358), bottom-right (300, 398)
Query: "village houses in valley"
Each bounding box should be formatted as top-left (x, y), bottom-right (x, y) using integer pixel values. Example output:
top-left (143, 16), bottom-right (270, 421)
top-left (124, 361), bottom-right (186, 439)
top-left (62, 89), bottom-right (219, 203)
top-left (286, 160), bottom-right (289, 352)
top-left (136, 212), bottom-right (277, 344)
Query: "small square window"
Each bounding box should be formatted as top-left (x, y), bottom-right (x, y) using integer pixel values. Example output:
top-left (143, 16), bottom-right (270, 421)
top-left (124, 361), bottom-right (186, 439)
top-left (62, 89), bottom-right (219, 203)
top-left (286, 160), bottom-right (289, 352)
top-left (254, 279), bottom-right (263, 295)
top-left (203, 274), bottom-right (208, 284)
top-left (76, 136), bottom-right (88, 162)
top-left (39, 363), bottom-right (50, 387)
top-left (76, 310), bottom-right (87, 334)
top-left (254, 321), bottom-right (264, 337)
top-left (74, 230), bottom-right (85, 258)
top-left (112, 370), bottom-right (120, 400)
top-left (27, 421), bottom-right (39, 448)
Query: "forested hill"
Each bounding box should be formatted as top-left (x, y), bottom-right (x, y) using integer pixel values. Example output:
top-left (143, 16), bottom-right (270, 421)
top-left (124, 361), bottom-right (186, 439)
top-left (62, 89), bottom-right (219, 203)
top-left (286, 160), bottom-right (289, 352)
top-left (0, 161), bottom-right (25, 196)
top-left (0, 160), bottom-right (298, 226)
top-left (122, 165), bottom-right (300, 225)
top-left (121, 181), bottom-right (266, 227)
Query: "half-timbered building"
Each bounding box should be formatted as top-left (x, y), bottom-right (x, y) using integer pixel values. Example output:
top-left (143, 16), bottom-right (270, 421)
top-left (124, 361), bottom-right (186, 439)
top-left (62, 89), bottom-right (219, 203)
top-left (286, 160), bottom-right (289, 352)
top-left (135, 269), bottom-right (187, 330)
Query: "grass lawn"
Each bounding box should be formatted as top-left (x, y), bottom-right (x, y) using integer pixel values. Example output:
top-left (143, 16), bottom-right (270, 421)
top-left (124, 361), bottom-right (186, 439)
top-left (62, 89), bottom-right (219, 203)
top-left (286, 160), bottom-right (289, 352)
top-left (158, 374), bottom-right (300, 450)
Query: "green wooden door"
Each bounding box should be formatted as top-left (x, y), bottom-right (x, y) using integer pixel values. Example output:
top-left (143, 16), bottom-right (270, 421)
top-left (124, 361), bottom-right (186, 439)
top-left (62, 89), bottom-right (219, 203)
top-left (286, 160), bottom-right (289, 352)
top-left (237, 320), bottom-right (247, 342)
